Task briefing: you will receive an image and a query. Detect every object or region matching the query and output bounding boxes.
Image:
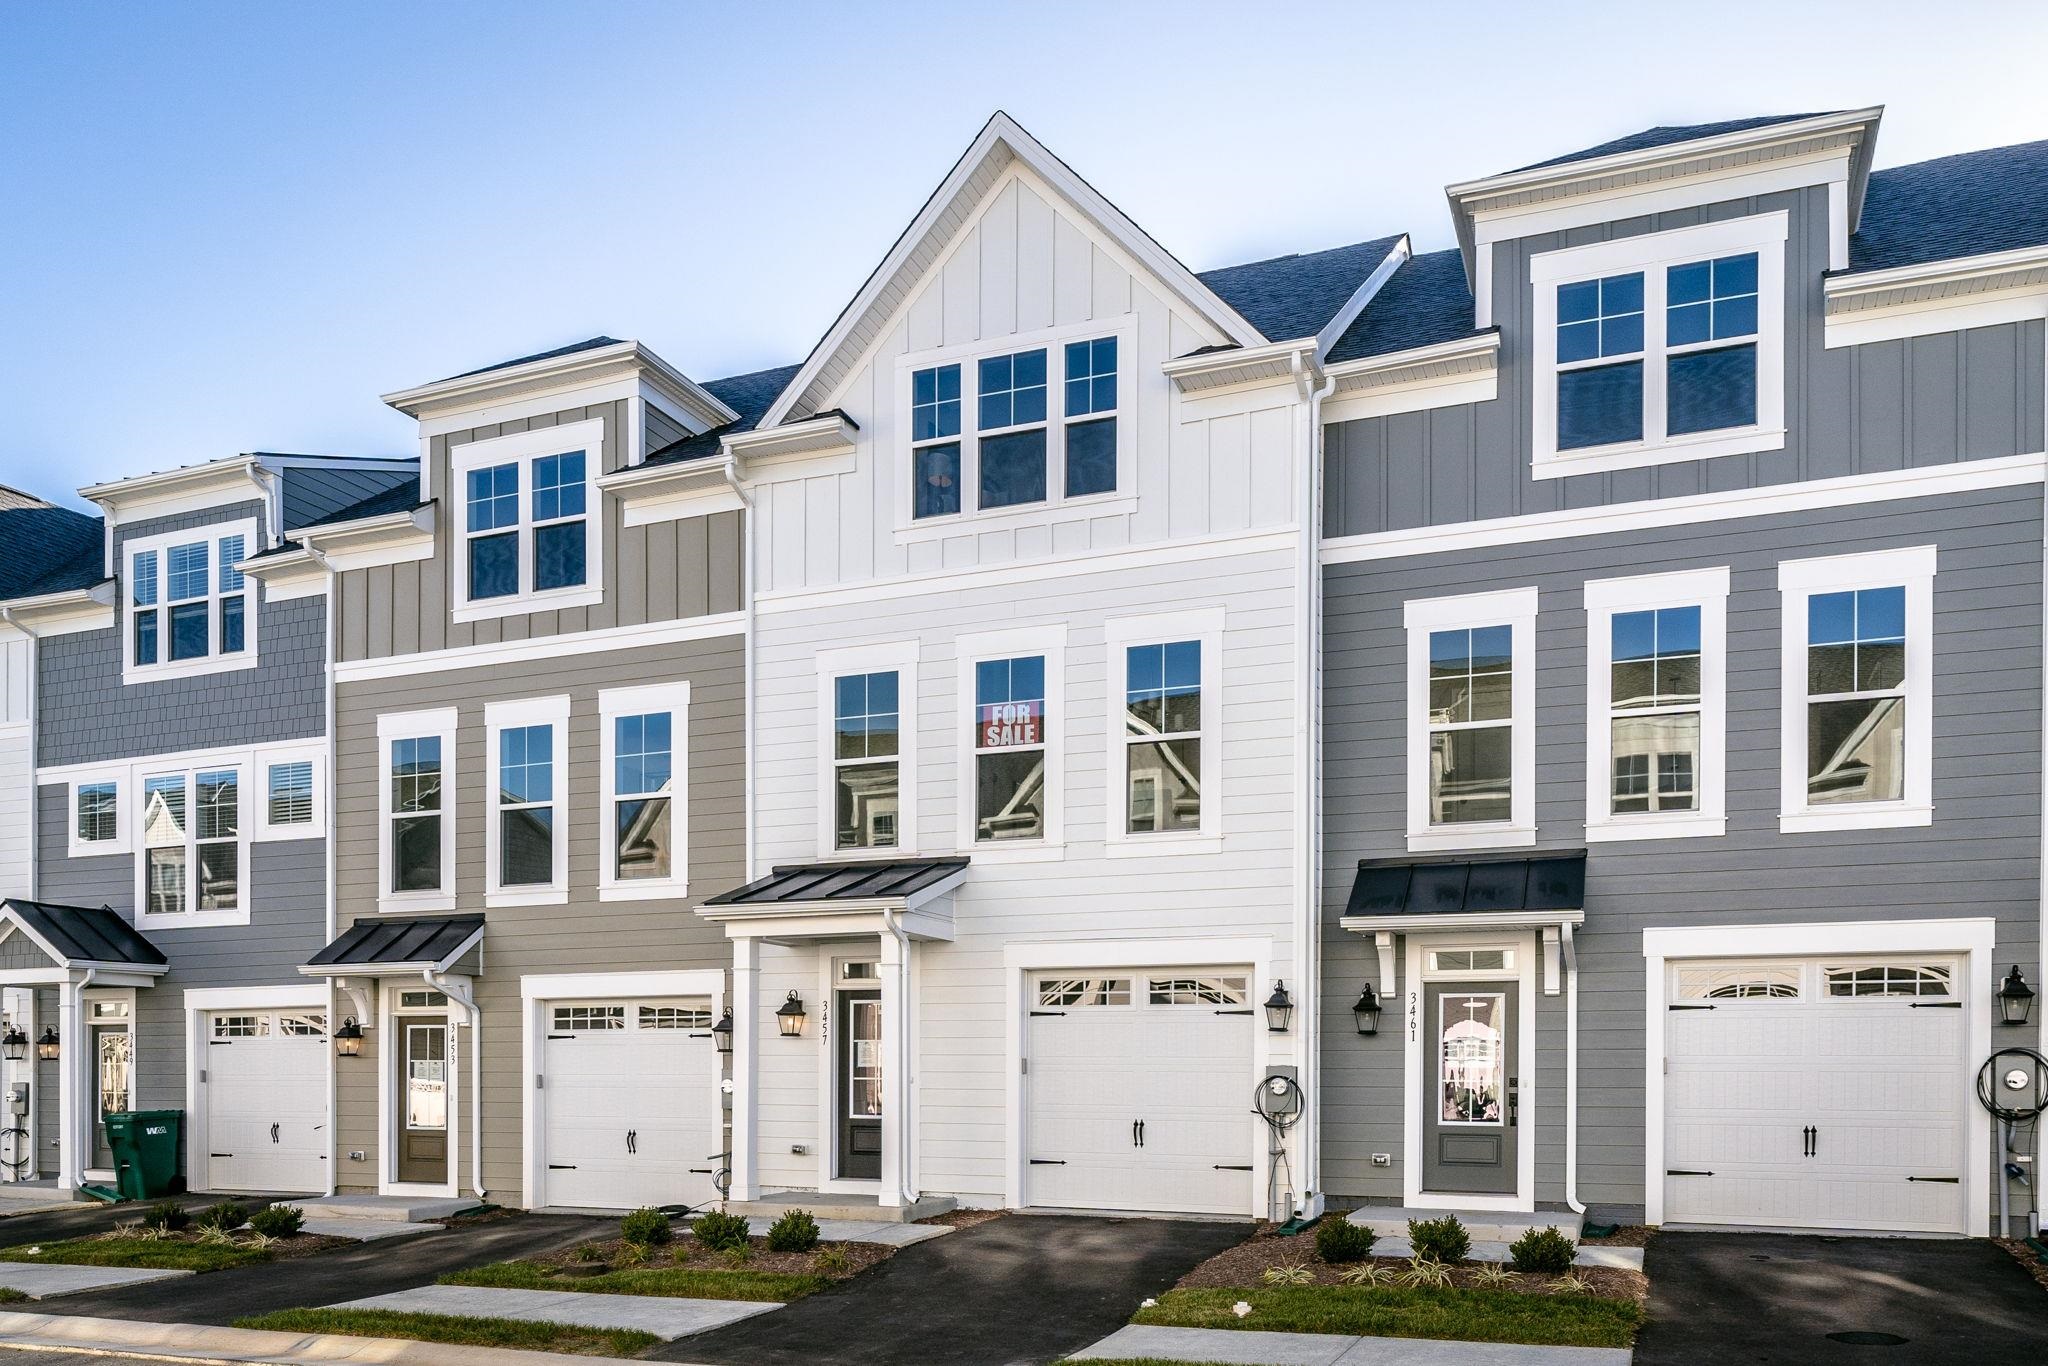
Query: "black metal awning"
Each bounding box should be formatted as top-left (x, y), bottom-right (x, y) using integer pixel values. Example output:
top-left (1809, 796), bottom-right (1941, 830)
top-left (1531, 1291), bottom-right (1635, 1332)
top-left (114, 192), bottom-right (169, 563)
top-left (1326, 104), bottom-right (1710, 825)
top-left (302, 914), bottom-right (483, 974)
top-left (1344, 852), bottom-right (1586, 920)
top-left (705, 859), bottom-right (970, 909)
top-left (0, 899), bottom-right (168, 970)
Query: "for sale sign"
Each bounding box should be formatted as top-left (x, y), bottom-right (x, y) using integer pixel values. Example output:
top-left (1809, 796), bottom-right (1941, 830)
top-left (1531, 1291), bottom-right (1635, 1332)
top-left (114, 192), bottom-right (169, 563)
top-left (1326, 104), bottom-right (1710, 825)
top-left (979, 700), bottom-right (1044, 749)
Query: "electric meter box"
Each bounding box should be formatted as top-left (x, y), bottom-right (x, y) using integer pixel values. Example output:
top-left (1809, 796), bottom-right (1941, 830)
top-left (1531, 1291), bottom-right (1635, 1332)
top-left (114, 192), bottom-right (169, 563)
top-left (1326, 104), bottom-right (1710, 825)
top-left (1262, 1065), bottom-right (1302, 1116)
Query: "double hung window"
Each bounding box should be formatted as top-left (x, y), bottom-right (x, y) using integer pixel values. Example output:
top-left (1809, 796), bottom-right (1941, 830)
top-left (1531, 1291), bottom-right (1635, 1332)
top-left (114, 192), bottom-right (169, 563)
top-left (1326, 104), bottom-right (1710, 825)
top-left (599, 682), bottom-right (690, 898)
top-left (74, 781), bottom-right (119, 851)
top-left (1103, 608), bottom-right (1223, 849)
top-left (451, 419), bottom-right (603, 620)
top-left (972, 655), bottom-right (1047, 842)
top-left (977, 349), bottom-right (1048, 509)
top-left (139, 767), bottom-right (243, 922)
top-left (1405, 589), bottom-right (1537, 850)
top-left (379, 709), bottom-right (457, 911)
top-left (910, 364), bottom-right (963, 519)
top-left (124, 520), bottom-right (257, 680)
top-left (485, 696), bottom-right (570, 902)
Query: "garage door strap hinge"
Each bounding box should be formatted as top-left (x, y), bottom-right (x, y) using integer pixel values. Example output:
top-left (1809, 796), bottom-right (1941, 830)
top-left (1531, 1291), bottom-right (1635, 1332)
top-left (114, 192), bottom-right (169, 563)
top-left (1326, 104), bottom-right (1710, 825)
top-left (1667, 1004), bottom-right (1715, 1011)
top-left (1910, 1002), bottom-right (1962, 1009)
top-left (548, 1164), bottom-right (578, 1170)
top-left (1213, 1164), bottom-right (1254, 1171)
top-left (211, 1152), bottom-right (233, 1158)
top-left (1215, 1009), bottom-right (1254, 1015)
top-left (1907, 1175), bottom-right (1960, 1183)
top-left (1028, 1010), bottom-right (1065, 1017)
top-left (1029, 1158), bottom-right (1066, 1165)
top-left (1666, 1168), bottom-right (1713, 1176)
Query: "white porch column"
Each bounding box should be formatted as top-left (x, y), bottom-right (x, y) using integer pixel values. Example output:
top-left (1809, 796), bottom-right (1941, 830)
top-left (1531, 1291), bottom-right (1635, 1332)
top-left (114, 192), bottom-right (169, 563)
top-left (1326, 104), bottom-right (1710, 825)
top-left (55, 979), bottom-right (81, 1191)
top-left (729, 935), bottom-right (759, 1203)
top-left (878, 927), bottom-right (913, 1209)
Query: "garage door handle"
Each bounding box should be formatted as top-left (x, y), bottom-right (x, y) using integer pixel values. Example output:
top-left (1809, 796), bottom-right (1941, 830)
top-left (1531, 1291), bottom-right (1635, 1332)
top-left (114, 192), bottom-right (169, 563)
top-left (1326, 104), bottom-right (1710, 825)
top-left (1667, 1169), bottom-right (1713, 1176)
top-left (270, 1124), bottom-right (279, 1144)
top-left (1029, 1159), bottom-right (1066, 1165)
top-left (626, 1130), bottom-right (637, 1155)
top-left (1802, 1125), bottom-right (1815, 1157)
top-left (1907, 1176), bottom-right (1960, 1183)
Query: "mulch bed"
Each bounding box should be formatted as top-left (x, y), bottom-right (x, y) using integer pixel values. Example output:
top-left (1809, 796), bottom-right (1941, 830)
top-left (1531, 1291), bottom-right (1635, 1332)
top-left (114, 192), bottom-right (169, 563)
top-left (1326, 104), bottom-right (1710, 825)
top-left (1170, 1224), bottom-right (1647, 1304)
top-left (101, 1226), bottom-right (351, 1261)
top-left (1580, 1225), bottom-right (1655, 1247)
top-left (919, 1207), bottom-right (1007, 1230)
top-left (524, 1233), bottom-right (893, 1281)
top-left (1997, 1238), bottom-right (2048, 1294)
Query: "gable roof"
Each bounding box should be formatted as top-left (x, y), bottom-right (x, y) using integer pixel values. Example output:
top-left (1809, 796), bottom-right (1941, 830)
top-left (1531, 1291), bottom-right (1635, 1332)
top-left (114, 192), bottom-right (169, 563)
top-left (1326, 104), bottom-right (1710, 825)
top-left (1326, 247), bottom-right (1484, 364)
top-left (1194, 235), bottom-right (1408, 345)
top-left (0, 494), bottom-right (104, 601)
top-left (0, 899), bottom-right (167, 969)
top-left (1848, 138), bottom-right (2048, 274)
top-left (1509, 112), bottom-right (1840, 174)
top-left (646, 363), bottom-right (805, 466)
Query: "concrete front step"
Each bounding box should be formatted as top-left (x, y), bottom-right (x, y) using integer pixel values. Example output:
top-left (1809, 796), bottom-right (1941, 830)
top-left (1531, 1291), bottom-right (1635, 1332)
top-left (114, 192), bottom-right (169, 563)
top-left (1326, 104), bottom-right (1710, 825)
top-left (1346, 1205), bottom-right (1583, 1244)
top-left (295, 1194), bottom-right (480, 1223)
top-left (727, 1189), bottom-right (956, 1224)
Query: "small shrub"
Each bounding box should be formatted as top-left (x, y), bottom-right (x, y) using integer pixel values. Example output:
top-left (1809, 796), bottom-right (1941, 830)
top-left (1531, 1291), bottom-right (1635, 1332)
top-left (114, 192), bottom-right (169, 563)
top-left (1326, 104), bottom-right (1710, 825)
top-left (1406, 1214), bottom-right (1470, 1265)
top-left (1508, 1226), bottom-right (1578, 1275)
top-left (1314, 1216), bottom-right (1377, 1264)
top-left (1261, 1262), bottom-right (1314, 1286)
top-left (248, 1204), bottom-right (304, 1239)
top-left (1399, 1256), bottom-right (1453, 1288)
top-left (620, 1207), bottom-right (673, 1248)
top-left (720, 1244), bottom-right (752, 1268)
top-left (691, 1208), bottom-right (752, 1253)
top-left (141, 1200), bottom-right (189, 1232)
top-left (195, 1200), bottom-right (248, 1231)
top-left (766, 1208), bottom-right (820, 1253)
top-left (1339, 1262), bottom-right (1394, 1286)
top-left (814, 1245), bottom-right (852, 1275)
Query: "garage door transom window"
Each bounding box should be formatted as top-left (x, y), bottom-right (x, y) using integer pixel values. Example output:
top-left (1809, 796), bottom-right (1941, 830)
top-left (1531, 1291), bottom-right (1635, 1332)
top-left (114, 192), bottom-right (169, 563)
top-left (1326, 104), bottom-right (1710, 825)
top-left (213, 1014), bottom-right (267, 1038)
top-left (553, 1005), bottom-right (626, 1032)
top-left (1675, 963), bottom-right (1801, 1000)
top-left (1823, 963), bottom-right (1951, 997)
top-left (639, 1005), bottom-right (711, 1029)
top-left (1147, 975), bottom-right (1247, 1006)
top-left (1038, 977), bottom-right (1131, 1006)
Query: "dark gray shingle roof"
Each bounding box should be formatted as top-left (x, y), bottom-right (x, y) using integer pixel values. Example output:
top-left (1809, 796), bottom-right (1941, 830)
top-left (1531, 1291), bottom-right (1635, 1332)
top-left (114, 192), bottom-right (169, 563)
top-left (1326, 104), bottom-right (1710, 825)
top-left (1508, 113), bottom-right (1838, 174)
top-left (300, 476), bottom-right (423, 530)
top-left (0, 498), bottom-right (104, 601)
top-left (443, 336), bottom-right (624, 384)
top-left (1195, 236), bottom-right (1406, 343)
top-left (705, 858), bottom-right (969, 907)
top-left (645, 363), bottom-right (805, 466)
top-left (1326, 248), bottom-right (1483, 364)
top-left (2, 900), bottom-right (167, 967)
top-left (1848, 139), bottom-right (2048, 273)
top-left (305, 914), bottom-right (484, 970)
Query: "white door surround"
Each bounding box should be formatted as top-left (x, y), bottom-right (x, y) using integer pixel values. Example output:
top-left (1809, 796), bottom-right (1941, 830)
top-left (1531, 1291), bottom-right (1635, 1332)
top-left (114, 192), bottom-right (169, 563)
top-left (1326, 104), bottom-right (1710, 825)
top-left (1643, 918), bottom-right (1996, 1235)
top-left (380, 981), bottom-right (461, 1198)
top-left (1402, 931), bottom-right (1537, 1213)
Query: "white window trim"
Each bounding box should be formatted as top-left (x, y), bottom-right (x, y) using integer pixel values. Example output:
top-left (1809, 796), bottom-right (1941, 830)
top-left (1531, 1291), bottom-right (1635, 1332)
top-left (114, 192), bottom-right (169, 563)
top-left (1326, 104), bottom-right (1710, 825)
top-left (1404, 587), bottom-right (1538, 852)
top-left (955, 624), bottom-right (1067, 861)
top-left (597, 681), bottom-right (690, 902)
top-left (484, 695), bottom-right (571, 906)
top-left (67, 774), bottom-right (127, 858)
top-left (1583, 566), bottom-right (1729, 842)
top-left (135, 762), bottom-right (250, 930)
top-left (448, 418), bottom-right (606, 624)
top-left (1530, 212), bottom-right (1787, 479)
top-left (377, 707), bottom-right (459, 914)
top-left (816, 642), bottom-right (920, 860)
top-left (895, 319), bottom-right (1136, 542)
top-left (1777, 544), bottom-right (1936, 832)
top-left (1102, 608), bottom-right (1225, 857)
top-left (252, 743), bottom-right (326, 842)
top-left (121, 517), bottom-right (260, 685)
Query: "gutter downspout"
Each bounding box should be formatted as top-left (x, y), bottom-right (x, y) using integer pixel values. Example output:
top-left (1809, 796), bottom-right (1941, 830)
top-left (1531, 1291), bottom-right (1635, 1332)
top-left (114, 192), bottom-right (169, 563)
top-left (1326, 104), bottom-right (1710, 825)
top-left (62, 966), bottom-right (98, 1192)
top-left (722, 454), bottom-right (756, 884)
top-left (426, 967), bottom-right (484, 1200)
top-left (1290, 349), bottom-right (1336, 1219)
top-left (1563, 923), bottom-right (1586, 1215)
top-left (303, 544), bottom-right (341, 1197)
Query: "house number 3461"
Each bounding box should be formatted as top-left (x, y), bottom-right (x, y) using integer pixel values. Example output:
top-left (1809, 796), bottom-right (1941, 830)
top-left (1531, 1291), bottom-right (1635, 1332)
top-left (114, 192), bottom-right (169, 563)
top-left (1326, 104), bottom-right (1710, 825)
top-left (1408, 991), bottom-right (1420, 1043)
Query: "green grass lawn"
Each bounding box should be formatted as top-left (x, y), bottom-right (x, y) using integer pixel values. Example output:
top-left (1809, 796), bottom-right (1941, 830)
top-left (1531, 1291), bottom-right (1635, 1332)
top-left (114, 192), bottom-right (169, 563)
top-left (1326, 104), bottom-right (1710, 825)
top-left (1133, 1284), bottom-right (1643, 1349)
top-left (0, 1237), bottom-right (266, 1272)
top-left (235, 1307), bottom-right (657, 1357)
top-left (0, 1287), bottom-right (27, 1303)
top-left (442, 1257), bottom-right (832, 1303)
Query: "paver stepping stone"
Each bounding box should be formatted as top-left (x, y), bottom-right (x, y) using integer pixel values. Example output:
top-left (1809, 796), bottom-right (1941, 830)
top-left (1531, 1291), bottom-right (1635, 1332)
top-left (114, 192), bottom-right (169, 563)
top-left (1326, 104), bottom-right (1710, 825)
top-left (340, 1282), bottom-right (782, 1341)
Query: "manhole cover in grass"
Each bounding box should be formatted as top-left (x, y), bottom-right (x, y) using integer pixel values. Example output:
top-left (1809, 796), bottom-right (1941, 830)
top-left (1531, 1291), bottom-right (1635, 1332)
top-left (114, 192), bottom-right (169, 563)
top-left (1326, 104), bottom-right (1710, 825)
top-left (1827, 1331), bottom-right (1909, 1346)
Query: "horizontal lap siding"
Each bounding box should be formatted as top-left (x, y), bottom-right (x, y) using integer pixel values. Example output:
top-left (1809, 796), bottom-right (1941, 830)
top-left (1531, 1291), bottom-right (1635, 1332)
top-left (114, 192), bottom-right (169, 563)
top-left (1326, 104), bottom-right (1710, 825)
top-left (1320, 486), bottom-right (2044, 1219)
top-left (331, 635), bottom-right (744, 1202)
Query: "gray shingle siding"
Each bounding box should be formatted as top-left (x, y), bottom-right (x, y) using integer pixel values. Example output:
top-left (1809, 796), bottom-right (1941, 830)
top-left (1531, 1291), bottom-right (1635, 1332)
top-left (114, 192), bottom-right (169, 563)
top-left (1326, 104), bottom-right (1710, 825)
top-left (1319, 486), bottom-right (2044, 1220)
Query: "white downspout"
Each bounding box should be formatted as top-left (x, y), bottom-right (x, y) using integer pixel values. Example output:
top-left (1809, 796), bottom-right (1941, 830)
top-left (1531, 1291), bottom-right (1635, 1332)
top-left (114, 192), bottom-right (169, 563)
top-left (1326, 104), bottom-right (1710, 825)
top-left (62, 967), bottom-right (98, 1192)
top-left (426, 968), bottom-right (484, 1200)
top-left (1563, 923), bottom-right (1586, 1215)
top-left (722, 455), bottom-right (756, 884)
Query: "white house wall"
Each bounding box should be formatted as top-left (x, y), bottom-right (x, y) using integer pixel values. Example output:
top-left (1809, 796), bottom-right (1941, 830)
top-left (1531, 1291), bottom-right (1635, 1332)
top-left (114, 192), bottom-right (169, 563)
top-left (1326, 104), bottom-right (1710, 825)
top-left (0, 637), bottom-right (28, 897)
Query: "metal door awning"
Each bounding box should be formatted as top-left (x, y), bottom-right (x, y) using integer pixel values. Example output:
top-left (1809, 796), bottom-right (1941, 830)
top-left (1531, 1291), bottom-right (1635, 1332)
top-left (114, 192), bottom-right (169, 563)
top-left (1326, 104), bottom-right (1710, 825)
top-left (0, 899), bottom-right (168, 980)
top-left (299, 915), bottom-right (483, 976)
top-left (1337, 853), bottom-right (1586, 998)
top-left (698, 858), bottom-right (969, 942)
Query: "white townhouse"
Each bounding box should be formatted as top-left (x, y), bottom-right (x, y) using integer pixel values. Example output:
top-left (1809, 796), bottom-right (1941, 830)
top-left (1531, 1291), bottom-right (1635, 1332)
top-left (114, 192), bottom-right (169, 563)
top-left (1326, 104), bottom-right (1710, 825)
top-left (695, 113), bottom-right (1408, 1221)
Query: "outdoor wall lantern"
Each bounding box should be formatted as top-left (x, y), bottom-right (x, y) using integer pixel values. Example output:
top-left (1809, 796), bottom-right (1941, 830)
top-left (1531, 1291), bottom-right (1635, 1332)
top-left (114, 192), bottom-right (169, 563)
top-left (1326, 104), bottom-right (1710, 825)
top-left (776, 991), bottom-right (808, 1038)
top-left (1264, 981), bottom-right (1294, 1034)
top-left (334, 1017), bottom-right (364, 1057)
top-left (712, 1008), bottom-right (735, 1054)
top-left (34, 1027), bottom-right (58, 1062)
top-left (1351, 983), bottom-right (1382, 1037)
top-left (0, 1028), bottom-right (25, 1063)
top-left (1999, 966), bottom-right (2036, 1027)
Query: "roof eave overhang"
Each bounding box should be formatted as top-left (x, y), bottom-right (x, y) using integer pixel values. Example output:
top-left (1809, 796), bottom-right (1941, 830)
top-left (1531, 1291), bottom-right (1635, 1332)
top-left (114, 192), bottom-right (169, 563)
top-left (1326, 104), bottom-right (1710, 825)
top-left (1827, 242), bottom-right (2048, 309)
top-left (597, 460), bottom-right (745, 527)
top-left (0, 581), bottom-right (116, 636)
top-left (294, 503), bottom-right (436, 573)
top-left (1339, 908), bottom-right (1586, 934)
top-left (1163, 339), bottom-right (1318, 394)
top-left (1325, 330), bottom-right (1501, 398)
top-left (80, 456), bottom-right (264, 522)
top-left (723, 412), bottom-right (860, 468)
top-left (383, 342), bottom-right (740, 431)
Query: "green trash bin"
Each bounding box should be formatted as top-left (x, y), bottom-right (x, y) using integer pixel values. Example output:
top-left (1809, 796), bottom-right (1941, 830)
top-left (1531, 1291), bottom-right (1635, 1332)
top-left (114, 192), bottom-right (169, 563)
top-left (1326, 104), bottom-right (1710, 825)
top-left (104, 1110), bottom-right (185, 1202)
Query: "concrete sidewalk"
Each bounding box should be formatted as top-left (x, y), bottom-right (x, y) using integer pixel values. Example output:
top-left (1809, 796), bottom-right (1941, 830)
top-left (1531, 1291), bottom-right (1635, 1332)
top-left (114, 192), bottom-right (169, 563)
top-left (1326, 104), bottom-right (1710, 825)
top-left (0, 1309), bottom-right (655, 1364)
top-left (1074, 1324), bottom-right (1632, 1365)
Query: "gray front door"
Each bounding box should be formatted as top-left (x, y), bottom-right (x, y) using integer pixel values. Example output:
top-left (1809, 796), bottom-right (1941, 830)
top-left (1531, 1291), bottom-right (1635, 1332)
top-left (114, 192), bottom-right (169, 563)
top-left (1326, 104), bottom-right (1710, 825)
top-left (837, 991), bottom-right (881, 1180)
top-left (91, 1025), bottom-right (131, 1171)
top-left (397, 1022), bottom-right (448, 1185)
top-left (1422, 982), bottom-right (1518, 1195)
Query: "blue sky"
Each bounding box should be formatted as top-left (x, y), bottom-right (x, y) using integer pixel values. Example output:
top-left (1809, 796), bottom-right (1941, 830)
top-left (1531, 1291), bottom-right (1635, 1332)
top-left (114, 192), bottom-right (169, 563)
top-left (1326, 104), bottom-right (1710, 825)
top-left (5, 1), bottom-right (2044, 504)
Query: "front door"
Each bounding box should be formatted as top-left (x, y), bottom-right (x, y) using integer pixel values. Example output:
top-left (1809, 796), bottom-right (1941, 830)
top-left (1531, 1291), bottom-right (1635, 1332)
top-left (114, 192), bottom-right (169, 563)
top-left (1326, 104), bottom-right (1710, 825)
top-left (836, 991), bottom-right (881, 1180)
top-left (1423, 982), bottom-right (1518, 1195)
top-left (397, 1021), bottom-right (448, 1185)
top-left (91, 1022), bottom-right (131, 1171)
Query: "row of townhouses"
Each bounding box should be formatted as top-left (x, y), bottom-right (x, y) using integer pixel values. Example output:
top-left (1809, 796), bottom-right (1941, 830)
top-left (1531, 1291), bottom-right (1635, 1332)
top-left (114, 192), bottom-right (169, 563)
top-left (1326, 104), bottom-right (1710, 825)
top-left (1, 107), bottom-right (2042, 1240)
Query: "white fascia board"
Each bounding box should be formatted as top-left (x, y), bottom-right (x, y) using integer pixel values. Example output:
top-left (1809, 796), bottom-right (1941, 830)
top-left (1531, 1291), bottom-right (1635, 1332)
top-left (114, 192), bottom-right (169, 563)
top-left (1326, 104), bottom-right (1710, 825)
top-left (384, 341), bottom-right (738, 431)
top-left (80, 456), bottom-right (265, 526)
top-left (724, 411), bottom-right (860, 467)
top-left (761, 112), bottom-right (1265, 431)
top-left (235, 547), bottom-right (326, 600)
top-left (1824, 243), bottom-right (2048, 347)
top-left (600, 459), bottom-right (748, 527)
top-left (1314, 235), bottom-right (1414, 356)
top-left (296, 503), bottom-right (435, 573)
top-left (0, 583), bottom-right (115, 638)
top-left (1163, 339), bottom-right (1317, 394)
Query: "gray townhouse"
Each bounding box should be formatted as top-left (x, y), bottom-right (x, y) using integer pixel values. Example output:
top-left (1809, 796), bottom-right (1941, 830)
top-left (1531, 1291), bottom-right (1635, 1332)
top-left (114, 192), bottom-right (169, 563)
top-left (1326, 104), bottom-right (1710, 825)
top-left (1314, 109), bottom-right (2048, 1238)
top-left (0, 455), bottom-right (411, 1196)
top-left (241, 338), bottom-right (754, 1210)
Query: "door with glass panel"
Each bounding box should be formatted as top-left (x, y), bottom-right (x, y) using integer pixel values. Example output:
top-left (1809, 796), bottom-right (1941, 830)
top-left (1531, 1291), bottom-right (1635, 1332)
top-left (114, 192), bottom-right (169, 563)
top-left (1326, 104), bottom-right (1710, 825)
top-left (1422, 981), bottom-right (1517, 1195)
top-left (397, 1022), bottom-right (449, 1184)
top-left (837, 991), bottom-right (882, 1180)
top-left (89, 1001), bottom-right (132, 1172)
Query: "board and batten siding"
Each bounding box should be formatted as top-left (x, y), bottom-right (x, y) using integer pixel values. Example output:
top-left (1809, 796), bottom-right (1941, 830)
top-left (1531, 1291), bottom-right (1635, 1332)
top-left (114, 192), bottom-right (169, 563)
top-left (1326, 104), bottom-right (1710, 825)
top-left (1325, 183), bottom-right (2046, 539)
top-left (329, 634), bottom-right (744, 1200)
top-left (753, 165), bottom-right (1301, 598)
top-left (1318, 485), bottom-right (2044, 1220)
top-left (750, 545), bottom-right (1303, 1200)
top-left (335, 401), bottom-right (742, 664)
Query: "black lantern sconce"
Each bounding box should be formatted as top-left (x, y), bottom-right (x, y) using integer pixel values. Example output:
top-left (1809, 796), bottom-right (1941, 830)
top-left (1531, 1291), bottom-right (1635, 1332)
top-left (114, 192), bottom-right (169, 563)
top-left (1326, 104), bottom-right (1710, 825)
top-left (1351, 983), bottom-right (1382, 1037)
top-left (0, 1027), bottom-right (25, 1063)
top-left (1999, 965), bottom-right (2035, 1028)
top-left (776, 991), bottom-right (808, 1038)
top-left (334, 1017), bottom-right (364, 1057)
top-left (34, 1027), bottom-right (59, 1062)
top-left (1263, 981), bottom-right (1294, 1034)
top-left (712, 1008), bottom-right (735, 1055)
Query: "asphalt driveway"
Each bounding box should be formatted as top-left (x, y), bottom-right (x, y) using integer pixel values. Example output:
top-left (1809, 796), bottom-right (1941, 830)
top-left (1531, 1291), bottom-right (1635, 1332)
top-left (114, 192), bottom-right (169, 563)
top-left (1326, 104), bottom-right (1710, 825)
top-left (666, 1213), bottom-right (1248, 1366)
top-left (1636, 1231), bottom-right (2048, 1366)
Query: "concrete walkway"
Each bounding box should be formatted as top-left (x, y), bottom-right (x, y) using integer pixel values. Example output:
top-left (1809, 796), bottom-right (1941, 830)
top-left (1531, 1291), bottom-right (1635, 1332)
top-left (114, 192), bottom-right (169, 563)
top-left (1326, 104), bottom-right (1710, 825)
top-left (0, 1261), bottom-right (190, 1299)
top-left (683, 1211), bottom-right (949, 1247)
top-left (1075, 1324), bottom-right (1632, 1364)
top-left (1369, 1235), bottom-right (1642, 1270)
top-left (0, 1308), bottom-right (649, 1363)
top-left (340, 1281), bottom-right (780, 1340)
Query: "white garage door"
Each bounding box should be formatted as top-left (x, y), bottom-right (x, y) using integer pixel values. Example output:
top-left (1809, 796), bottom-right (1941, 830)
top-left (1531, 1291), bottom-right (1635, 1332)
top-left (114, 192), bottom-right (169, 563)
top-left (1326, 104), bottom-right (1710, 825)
top-left (1026, 969), bottom-right (1255, 1216)
top-left (1664, 956), bottom-right (1968, 1234)
top-left (204, 1009), bottom-right (329, 1195)
top-left (542, 999), bottom-right (720, 1211)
